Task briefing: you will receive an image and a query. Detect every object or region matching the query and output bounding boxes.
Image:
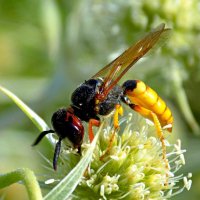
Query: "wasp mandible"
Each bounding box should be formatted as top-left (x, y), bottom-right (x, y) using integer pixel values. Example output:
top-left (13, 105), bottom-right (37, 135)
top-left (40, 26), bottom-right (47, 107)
top-left (33, 23), bottom-right (173, 170)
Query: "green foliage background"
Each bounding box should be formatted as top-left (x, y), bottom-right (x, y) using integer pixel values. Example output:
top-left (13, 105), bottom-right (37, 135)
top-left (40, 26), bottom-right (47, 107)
top-left (0, 0), bottom-right (199, 199)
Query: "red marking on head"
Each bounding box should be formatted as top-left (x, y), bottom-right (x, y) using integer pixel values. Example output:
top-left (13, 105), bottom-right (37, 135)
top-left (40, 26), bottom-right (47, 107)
top-left (66, 107), bottom-right (84, 138)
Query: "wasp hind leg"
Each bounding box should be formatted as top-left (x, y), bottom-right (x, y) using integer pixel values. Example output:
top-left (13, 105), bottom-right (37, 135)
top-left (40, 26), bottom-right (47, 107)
top-left (100, 104), bottom-right (123, 160)
top-left (129, 104), bottom-right (169, 178)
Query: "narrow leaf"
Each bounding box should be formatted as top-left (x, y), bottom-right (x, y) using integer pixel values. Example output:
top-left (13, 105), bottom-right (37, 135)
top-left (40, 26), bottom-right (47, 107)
top-left (0, 85), bottom-right (49, 132)
top-left (44, 125), bottom-right (102, 200)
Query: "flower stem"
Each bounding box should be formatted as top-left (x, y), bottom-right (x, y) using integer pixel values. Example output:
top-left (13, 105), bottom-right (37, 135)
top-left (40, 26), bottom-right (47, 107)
top-left (0, 168), bottom-right (43, 200)
top-left (172, 67), bottom-right (200, 135)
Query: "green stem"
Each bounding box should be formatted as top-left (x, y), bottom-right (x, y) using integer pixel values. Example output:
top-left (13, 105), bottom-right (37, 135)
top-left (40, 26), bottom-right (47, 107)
top-left (0, 168), bottom-right (43, 200)
top-left (172, 67), bottom-right (200, 135)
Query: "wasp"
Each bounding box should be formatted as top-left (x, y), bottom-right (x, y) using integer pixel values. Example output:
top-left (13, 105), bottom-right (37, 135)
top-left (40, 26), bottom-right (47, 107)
top-left (33, 23), bottom-right (173, 170)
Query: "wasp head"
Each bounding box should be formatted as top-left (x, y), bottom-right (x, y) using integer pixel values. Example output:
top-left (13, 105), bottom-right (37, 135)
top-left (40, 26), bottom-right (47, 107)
top-left (32, 107), bottom-right (84, 170)
top-left (51, 107), bottom-right (84, 151)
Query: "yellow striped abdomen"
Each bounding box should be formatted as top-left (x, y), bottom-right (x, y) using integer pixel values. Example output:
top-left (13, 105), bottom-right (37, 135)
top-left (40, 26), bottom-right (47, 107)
top-left (124, 80), bottom-right (173, 132)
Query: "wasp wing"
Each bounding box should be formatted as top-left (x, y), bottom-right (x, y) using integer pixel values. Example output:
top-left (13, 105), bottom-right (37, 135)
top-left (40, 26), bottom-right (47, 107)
top-left (92, 23), bottom-right (171, 100)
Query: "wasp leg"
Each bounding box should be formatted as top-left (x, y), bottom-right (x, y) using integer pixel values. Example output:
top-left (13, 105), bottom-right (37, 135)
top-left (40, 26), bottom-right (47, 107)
top-left (113, 104), bottom-right (123, 128)
top-left (32, 130), bottom-right (55, 146)
top-left (88, 119), bottom-right (100, 142)
top-left (100, 104), bottom-right (123, 160)
top-left (110, 104), bottom-right (123, 148)
top-left (129, 104), bottom-right (169, 173)
top-left (53, 137), bottom-right (62, 171)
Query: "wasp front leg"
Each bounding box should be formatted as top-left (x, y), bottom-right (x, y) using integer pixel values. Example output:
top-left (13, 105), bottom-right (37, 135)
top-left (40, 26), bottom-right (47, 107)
top-left (88, 119), bottom-right (100, 142)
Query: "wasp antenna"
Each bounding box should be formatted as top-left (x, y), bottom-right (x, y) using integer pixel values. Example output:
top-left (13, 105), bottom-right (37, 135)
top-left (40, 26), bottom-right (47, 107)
top-left (77, 146), bottom-right (81, 155)
top-left (53, 138), bottom-right (62, 171)
top-left (32, 130), bottom-right (55, 146)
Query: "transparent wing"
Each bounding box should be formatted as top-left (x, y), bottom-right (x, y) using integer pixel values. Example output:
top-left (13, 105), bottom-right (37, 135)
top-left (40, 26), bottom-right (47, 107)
top-left (92, 23), bottom-right (171, 100)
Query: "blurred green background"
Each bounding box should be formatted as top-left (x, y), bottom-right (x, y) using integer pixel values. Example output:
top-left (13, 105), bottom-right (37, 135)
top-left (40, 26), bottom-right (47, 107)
top-left (0, 0), bottom-right (200, 199)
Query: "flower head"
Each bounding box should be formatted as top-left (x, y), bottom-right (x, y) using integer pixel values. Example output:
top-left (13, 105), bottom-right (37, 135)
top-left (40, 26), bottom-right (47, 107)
top-left (45, 112), bottom-right (192, 200)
